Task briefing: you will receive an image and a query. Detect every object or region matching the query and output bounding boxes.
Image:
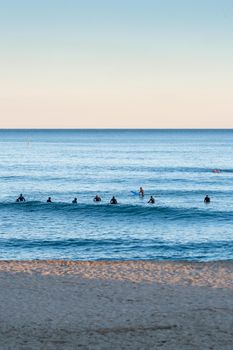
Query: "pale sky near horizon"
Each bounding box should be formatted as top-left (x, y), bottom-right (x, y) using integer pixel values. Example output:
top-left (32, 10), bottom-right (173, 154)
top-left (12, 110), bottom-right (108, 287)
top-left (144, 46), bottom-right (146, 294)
top-left (0, 0), bottom-right (233, 128)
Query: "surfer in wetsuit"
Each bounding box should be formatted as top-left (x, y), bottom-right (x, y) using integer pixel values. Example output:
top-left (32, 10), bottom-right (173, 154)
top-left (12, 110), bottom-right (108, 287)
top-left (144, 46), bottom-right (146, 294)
top-left (72, 197), bottom-right (77, 204)
top-left (139, 187), bottom-right (144, 197)
top-left (204, 195), bottom-right (210, 203)
top-left (93, 195), bottom-right (101, 202)
top-left (148, 196), bottom-right (155, 204)
top-left (16, 194), bottom-right (25, 202)
top-left (47, 197), bottom-right (52, 203)
top-left (110, 196), bottom-right (118, 204)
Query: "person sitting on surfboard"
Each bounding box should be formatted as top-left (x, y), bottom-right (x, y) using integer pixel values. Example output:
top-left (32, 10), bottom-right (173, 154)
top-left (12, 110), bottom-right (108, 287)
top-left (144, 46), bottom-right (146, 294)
top-left (16, 194), bottom-right (25, 202)
top-left (110, 196), bottom-right (118, 204)
top-left (204, 195), bottom-right (210, 203)
top-left (47, 197), bottom-right (52, 203)
top-left (72, 197), bottom-right (77, 204)
top-left (148, 196), bottom-right (155, 204)
top-left (139, 187), bottom-right (144, 197)
top-left (93, 195), bottom-right (101, 202)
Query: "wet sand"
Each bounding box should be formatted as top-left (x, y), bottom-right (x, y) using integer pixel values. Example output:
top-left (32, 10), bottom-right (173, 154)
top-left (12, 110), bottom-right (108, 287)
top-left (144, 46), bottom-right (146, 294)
top-left (0, 260), bottom-right (233, 349)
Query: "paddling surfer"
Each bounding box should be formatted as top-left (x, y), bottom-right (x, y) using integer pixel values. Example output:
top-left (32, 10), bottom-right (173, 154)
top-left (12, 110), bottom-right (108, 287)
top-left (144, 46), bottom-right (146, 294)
top-left (93, 195), bottom-right (101, 202)
top-left (16, 194), bottom-right (25, 202)
top-left (204, 195), bottom-right (210, 203)
top-left (148, 196), bottom-right (155, 204)
top-left (110, 196), bottom-right (118, 204)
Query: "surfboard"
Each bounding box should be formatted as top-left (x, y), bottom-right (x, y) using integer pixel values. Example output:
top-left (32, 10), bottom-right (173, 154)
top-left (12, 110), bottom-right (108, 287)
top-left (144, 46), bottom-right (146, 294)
top-left (131, 191), bottom-right (138, 195)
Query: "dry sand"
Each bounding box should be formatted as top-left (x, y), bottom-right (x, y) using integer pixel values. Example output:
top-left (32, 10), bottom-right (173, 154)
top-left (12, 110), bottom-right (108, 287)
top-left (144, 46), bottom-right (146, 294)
top-left (0, 260), bottom-right (233, 349)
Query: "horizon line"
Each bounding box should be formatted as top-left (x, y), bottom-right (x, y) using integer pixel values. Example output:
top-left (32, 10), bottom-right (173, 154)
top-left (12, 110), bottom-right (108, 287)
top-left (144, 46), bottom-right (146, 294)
top-left (0, 128), bottom-right (233, 131)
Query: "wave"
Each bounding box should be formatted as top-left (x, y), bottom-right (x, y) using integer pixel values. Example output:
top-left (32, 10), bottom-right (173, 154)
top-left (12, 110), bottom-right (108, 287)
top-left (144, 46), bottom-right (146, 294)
top-left (1, 237), bottom-right (233, 261)
top-left (0, 201), bottom-right (232, 221)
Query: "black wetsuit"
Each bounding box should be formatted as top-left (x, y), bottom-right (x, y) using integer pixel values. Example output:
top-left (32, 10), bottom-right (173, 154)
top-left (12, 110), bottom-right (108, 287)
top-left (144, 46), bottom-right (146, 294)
top-left (110, 197), bottom-right (117, 204)
top-left (148, 197), bottom-right (155, 204)
top-left (17, 195), bottom-right (25, 202)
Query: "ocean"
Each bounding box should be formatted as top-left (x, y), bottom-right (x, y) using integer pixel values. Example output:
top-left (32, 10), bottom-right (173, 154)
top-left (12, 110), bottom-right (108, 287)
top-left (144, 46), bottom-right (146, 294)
top-left (0, 129), bottom-right (232, 261)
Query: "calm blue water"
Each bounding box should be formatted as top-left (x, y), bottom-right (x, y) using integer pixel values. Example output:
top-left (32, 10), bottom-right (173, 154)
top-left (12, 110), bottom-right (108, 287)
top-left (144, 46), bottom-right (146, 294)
top-left (0, 129), bottom-right (232, 261)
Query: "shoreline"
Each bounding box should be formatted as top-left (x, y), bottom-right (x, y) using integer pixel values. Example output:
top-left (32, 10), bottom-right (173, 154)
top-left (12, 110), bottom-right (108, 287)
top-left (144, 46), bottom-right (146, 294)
top-left (1, 260), bottom-right (233, 349)
top-left (1, 259), bottom-right (233, 287)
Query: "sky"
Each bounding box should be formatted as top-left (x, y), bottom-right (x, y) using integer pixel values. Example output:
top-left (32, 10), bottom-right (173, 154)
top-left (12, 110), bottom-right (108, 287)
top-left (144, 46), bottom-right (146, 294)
top-left (0, 0), bottom-right (232, 128)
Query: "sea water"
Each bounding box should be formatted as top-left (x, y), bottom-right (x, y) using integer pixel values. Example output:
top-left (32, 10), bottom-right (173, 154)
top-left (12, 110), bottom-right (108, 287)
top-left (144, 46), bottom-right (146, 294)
top-left (0, 129), bottom-right (232, 261)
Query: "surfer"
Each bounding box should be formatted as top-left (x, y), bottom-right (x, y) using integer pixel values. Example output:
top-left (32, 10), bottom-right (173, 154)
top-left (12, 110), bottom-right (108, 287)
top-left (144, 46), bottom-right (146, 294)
top-left (16, 194), bottom-right (25, 202)
top-left (110, 196), bottom-right (118, 204)
top-left (72, 197), bottom-right (77, 204)
top-left (93, 195), bottom-right (101, 202)
top-left (148, 196), bottom-right (155, 204)
top-left (204, 195), bottom-right (210, 203)
top-left (47, 197), bottom-right (52, 203)
top-left (139, 187), bottom-right (144, 197)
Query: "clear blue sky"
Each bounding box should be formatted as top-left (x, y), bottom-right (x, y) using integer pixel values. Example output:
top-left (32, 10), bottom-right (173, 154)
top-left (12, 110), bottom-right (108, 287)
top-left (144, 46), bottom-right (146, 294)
top-left (0, 0), bottom-right (232, 128)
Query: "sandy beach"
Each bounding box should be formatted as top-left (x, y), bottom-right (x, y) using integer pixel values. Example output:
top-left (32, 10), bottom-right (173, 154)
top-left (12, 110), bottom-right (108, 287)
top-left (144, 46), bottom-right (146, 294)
top-left (0, 260), bottom-right (233, 349)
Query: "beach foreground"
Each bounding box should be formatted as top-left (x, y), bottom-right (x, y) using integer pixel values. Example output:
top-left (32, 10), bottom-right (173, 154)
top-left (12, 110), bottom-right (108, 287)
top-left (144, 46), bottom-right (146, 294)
top-left (0, 261), bottom-right (233, 349)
